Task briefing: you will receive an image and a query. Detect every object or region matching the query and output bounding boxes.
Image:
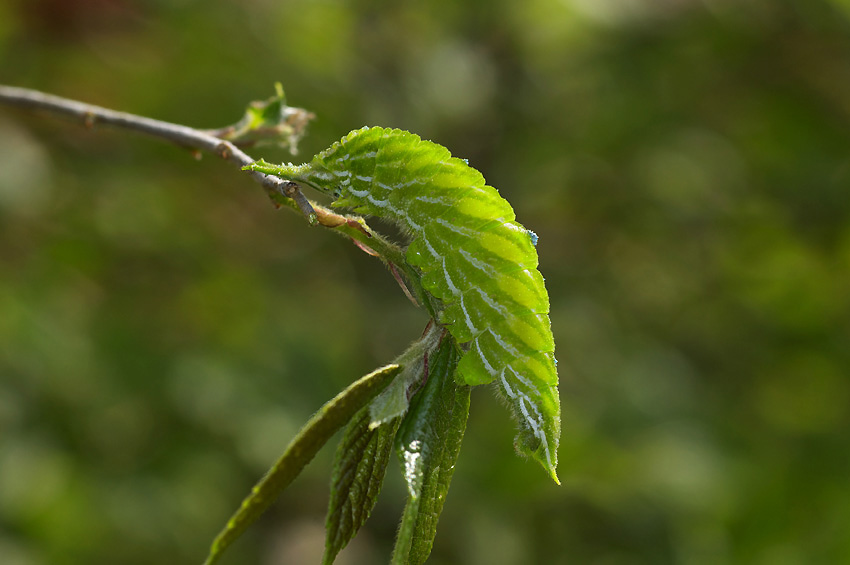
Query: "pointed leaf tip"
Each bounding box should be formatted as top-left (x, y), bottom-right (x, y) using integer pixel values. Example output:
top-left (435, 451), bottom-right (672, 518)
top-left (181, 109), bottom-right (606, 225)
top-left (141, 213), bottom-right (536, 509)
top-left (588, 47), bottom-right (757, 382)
top-left (514, 413), bottom-right (560, 486)
top-left (549, 466), bottom-right (561, 486)
top-left (521, 442), bottom-right (560, 485)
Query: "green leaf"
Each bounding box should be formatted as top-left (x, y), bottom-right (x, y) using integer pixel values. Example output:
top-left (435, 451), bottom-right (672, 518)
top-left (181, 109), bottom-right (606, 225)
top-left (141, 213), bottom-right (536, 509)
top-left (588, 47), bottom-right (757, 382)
top-left (391, 337), bottom-right (471, 565)
top-left (322, 324), bottom-right (446, 564)
top-left (367, 322), bottom-right (443, 427)
top-left (203, 363), bottom-right (401, 565)
top-left (323, 409), bottom-right (401, 565)
top-left (503, 369), bottom-right (561, 485)
top-left (210, 83), bottom-right (314, 151)
top-left (244, 127), bottom-right (561, 483)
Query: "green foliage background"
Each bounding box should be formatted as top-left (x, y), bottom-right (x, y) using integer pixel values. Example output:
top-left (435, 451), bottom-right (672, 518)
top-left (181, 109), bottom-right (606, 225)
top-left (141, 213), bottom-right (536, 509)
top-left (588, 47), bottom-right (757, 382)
top-left (1, 1), bottom-right (849, 564)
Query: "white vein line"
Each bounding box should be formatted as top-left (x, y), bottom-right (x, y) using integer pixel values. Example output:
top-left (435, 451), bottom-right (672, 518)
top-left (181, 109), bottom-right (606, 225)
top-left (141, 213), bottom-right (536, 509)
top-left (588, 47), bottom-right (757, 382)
top-left (473, 338), bottom-right (496, 375)
top-left (367, 194), bottom-right (389, 207)
top-left (508, 368), bottom-right (545, 427)
top-left (508, 362), bottom-right (535, 390)
top-left (486, 327), bottom-right (522, 358)
top-left (374, 178), bottom-right (426, 191)
top-left (441, 257), bottom-right (460, 296)
top-left (473, 287), bottom-right (508, 316)
top-left (499, 368), bottom-right (515, 397)
top-left (389, 202), bottom-right (422, 232)
top-left (459, 249), bottom-right (496, 277)
top-left (503, 365), bottom-right (553, 471)
top-left (434, 217), bottom-right (478, 238)
top-left (348, 151), bottom-right (377, 160)
top-left (414, 195), bottom-right (450, 205)
top-left (458, 292), bottom-right (477, 335)
top-left (419, 235), bottom-right (440, 261)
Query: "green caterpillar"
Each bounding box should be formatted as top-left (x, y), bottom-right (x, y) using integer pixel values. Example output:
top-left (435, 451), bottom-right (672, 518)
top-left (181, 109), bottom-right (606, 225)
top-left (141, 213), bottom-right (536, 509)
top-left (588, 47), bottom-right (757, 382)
top-left (247, 126), bottom-right (560, 481)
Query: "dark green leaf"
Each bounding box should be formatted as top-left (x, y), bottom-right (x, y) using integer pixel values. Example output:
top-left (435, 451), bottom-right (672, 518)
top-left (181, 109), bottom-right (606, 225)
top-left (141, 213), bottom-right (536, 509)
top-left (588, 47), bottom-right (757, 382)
top-left (391, 337), bottom-right (471, 565)
top-left (204, 363), bottom-right (401, 565)
top-left (323, 409), bottom-right (401, 565)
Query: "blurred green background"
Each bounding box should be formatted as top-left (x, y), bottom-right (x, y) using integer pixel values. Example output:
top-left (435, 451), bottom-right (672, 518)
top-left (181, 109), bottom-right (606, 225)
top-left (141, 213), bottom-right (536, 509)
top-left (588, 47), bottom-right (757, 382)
top-left (2, 1), bottom-right (850, 564)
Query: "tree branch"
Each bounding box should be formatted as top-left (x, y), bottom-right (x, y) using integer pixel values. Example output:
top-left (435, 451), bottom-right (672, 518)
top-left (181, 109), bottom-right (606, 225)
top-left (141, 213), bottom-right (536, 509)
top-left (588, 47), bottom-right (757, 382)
top-left (0, 84), bottom-right (313, 212)
top-left (0, 85), bottom-right (417, 299)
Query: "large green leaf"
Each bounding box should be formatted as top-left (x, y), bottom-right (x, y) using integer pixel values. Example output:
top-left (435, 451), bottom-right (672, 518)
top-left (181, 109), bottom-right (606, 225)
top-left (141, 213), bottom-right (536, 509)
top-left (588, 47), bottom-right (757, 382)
top-left (245, 127), bottom-right (560, 482)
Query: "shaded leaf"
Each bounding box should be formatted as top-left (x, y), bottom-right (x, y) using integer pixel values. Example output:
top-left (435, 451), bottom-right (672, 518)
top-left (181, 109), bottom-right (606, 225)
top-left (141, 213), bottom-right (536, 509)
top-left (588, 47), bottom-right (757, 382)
top-left (204, 363), bottom-right (401, 565)
top-left (323, 409), bottom-right (401, 565)
top-left (368, 322), bottom-right (442, 427)
top-left (391, 337), bottom-right (470, 565)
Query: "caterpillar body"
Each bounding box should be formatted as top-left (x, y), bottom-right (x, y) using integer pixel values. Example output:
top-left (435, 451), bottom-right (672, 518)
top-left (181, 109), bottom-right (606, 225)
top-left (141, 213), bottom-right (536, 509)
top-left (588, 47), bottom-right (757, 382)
top-left (248, 126), bottom-right (560, 481)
